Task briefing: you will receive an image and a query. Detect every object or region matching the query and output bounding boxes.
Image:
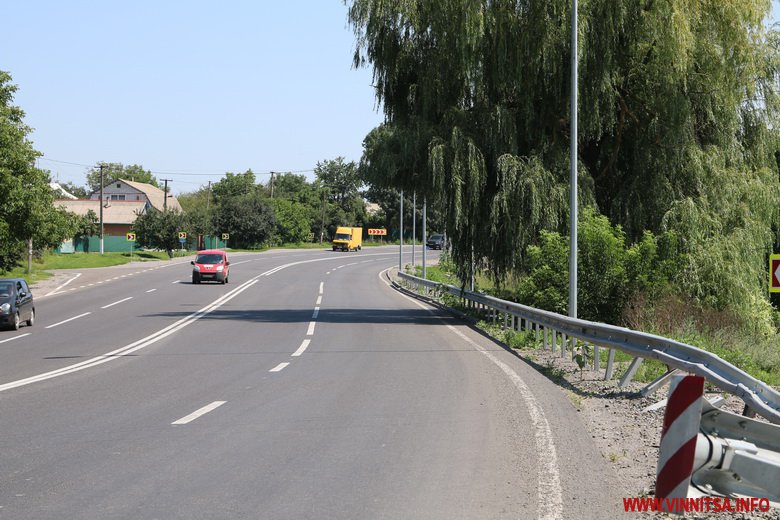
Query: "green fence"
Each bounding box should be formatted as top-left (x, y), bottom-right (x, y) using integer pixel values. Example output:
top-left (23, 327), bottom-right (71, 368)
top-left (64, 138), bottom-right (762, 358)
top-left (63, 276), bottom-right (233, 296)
top-left (57, 235), bottom-right (228, 254)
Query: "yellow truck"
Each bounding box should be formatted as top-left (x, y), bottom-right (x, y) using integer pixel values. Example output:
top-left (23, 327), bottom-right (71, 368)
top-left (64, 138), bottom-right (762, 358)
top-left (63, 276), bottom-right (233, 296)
top-left (332, 226), bottom-right (363, 252)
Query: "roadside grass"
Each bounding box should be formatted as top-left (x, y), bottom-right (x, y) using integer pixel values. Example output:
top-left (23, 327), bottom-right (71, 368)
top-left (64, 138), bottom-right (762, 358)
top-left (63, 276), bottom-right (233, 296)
top-left (0, 250), bottom-right (192, 286)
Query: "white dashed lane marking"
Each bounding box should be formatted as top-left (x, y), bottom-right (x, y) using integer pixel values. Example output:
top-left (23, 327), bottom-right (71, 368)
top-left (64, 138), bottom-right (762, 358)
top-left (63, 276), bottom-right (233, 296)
top-left (101, 297), bottom-right (133, 309)
top-left (292, 339), bottom-right (310, 357)
top-left (269, 362), bottom-right (289, 373)
top-left (45, 312), bottom-right (92, 329)
top-left (172, 401), bottom-right (226, 425)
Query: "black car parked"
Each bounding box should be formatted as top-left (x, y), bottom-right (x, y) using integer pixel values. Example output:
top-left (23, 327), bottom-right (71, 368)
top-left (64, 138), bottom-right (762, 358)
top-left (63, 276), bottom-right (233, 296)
top-left (0, 279), bottom-right (35, 330)
top-left (426, 234), bottom-right (445, 250)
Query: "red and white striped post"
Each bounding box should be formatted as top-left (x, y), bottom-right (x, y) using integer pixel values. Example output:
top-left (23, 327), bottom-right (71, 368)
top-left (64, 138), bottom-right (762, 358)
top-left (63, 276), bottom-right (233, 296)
top-left (655, 374), bottom-right (705, 512)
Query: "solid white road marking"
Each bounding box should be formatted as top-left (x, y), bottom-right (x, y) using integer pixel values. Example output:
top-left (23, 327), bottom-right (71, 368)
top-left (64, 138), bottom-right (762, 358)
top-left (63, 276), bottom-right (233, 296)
top-left (306, 322), bottom-right (316, 335)
top-left (45, 312), bottom-right (92, 329)
top-left (146, 289), bottom-right (157, 293)
top-left (0, 333), bottom-right (31, 345)
top-left (378, 267), bottom-right (564, 519)
top-left (101, 297), bottom-right (133, 309)
top-left (269, 362), bottom-right (289, 372)
top-left (316, 295), bottom-right (322, 305)
top-left (45, 273), bottom-right (82, 296)
top-left (172, 401), bottom-right (226, 425)
top-left (292, 339), bottom-right (310, 357)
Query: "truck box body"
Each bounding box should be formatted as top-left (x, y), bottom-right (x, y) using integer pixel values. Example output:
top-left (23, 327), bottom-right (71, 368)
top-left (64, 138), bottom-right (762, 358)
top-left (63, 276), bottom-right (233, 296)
top-left (332, 227), bottom-right (363, 251)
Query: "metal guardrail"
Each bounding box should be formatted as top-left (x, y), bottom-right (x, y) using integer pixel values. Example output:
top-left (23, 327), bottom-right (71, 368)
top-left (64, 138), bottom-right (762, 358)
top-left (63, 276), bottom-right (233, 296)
top-left (396, 271), bottom-right (780, 425)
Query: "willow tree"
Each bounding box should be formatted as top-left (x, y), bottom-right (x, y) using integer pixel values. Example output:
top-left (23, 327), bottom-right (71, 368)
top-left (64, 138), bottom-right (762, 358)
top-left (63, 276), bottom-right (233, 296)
top-left (349, 0), bottom-right (780, 323)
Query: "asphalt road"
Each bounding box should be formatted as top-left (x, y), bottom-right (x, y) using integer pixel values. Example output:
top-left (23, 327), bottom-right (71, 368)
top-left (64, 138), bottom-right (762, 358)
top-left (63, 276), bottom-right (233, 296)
top-left (0, 247), bottom-right (622, 519)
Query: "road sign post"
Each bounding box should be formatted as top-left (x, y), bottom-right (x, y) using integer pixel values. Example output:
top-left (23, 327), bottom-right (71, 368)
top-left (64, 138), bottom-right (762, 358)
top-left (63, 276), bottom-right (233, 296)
top-left (221, 233), bottom-right (229, 248)
top-left (126, 233), bottom-right (136, 258)
top-left (770, 254), bottom-right (780, 293)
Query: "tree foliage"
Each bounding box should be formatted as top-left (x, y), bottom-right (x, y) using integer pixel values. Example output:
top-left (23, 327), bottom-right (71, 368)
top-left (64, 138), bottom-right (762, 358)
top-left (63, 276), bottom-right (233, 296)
top-left (86, 163), bottom-right (158, 192)
top-left (0, 71), bottom-right (76, 272)
top-left (348, 0), bottom-right (780, 325)
top-left (132, 209), bottom-right (188, 257)
top-left (213, 191), bottom-right (275, 248)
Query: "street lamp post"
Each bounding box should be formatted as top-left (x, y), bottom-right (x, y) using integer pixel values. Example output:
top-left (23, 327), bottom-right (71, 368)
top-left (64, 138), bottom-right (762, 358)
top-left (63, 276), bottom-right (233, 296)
top-left (569, 0), bottom-right (578, 320)
top-left (399, 190), bottom-right (404, 271)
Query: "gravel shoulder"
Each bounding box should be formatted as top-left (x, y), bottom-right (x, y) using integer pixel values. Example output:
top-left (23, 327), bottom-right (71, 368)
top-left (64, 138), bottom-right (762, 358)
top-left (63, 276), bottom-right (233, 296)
top-left (514, 345), bottom-right (779, 519)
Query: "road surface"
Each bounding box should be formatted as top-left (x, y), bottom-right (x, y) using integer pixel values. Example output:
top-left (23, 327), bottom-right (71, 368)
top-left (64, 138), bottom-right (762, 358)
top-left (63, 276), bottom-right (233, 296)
top-left (0, 247), bottom-right (622, 519)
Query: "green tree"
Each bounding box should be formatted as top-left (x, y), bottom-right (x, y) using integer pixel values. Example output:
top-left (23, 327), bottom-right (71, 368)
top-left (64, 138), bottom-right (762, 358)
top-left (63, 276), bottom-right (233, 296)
top-left (211, 170), bottom-right (257, 204)
top-left (348, 0), bottom-right (780, 327)
top-left (86, 163), bottom-right (158, 192)
top-left (57, 181), bottom-right (89, 199)
top-left (0, 71), bottom-right (75, 272)
top-left (315, 157), bottom-right (367, 234)
top-left (270, 198), bottom-right (311, 243)
top-left (132, 209), bottom-right (187, 257)
top-left (213, 191), bottom-right (275, 248)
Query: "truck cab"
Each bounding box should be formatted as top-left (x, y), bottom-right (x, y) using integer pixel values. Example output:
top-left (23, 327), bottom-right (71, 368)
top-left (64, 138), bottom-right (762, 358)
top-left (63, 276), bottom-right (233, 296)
top-left (332, 227), bottom-right (363, 252)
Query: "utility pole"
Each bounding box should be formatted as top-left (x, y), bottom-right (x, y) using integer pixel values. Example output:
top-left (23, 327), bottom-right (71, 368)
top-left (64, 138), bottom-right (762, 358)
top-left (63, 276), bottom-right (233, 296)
top-left (320, 186), bottom-right (327, 243)
top-left (162, 179), bottom-right (173, 211)
top-left (99, 163), bottom-right (105, 255)
top-left (270, 172), bottom-right (276, 198)
top-left (206, 181), bottom-right (212, 249)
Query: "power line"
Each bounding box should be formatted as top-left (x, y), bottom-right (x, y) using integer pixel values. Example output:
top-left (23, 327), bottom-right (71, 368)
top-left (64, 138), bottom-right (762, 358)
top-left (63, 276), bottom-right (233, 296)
top-left (39, 156), bottom-right (315, 176)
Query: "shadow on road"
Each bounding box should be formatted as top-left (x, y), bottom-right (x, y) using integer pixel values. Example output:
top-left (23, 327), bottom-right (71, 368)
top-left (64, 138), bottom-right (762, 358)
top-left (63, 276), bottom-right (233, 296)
top-left (140, 307), bottom-right (458, 326)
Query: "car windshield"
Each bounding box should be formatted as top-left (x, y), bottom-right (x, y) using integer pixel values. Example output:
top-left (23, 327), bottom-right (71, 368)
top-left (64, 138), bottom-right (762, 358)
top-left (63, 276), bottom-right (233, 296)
top-left (196, 254), bottom-right (224, 264)
top-left (335, 233), bottom-right (351, 240)
top-left (0, 283), bottom-right (11, 298)
top-left (430, 235), bottom-right (443, 240)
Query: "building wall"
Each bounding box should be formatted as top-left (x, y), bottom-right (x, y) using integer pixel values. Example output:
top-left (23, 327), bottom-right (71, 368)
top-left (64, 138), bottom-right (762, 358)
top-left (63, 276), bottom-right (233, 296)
top-left (90, 181), bottom-right (146, 202)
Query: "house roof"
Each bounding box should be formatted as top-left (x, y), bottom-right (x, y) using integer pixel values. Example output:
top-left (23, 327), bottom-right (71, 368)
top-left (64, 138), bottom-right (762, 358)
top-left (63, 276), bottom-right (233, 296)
top-left (120, 179), bottom-right (182, 213)
top-left (55, 199), bottom-right (147, 225)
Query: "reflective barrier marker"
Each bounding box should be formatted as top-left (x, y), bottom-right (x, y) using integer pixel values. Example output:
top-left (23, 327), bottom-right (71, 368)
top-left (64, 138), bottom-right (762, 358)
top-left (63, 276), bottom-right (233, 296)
top-left (656, 374), bottom-right (705, 512)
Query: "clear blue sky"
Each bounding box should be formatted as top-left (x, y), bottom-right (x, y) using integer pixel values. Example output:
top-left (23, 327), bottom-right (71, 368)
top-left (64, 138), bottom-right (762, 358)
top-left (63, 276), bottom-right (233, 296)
top-left (3, 2), bottom-right (779, 195)
top-left (1, 1), bottom-right (384, 194)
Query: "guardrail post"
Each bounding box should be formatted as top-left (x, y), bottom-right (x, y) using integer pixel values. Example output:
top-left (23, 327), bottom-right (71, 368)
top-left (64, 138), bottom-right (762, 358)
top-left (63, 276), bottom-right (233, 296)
top-left (605, 349), bottom-right (616, 380)
top-left (561, 333), bottom-right (567, 357)
top-left (570, 337), bottom-right (577, 361)
top-left (543, 327), bottom-right (548, 349)
top-left (641, 368), bottom-right (680, 397)
top-left (593, 344), bottom-right (600, 371)
top-left (619, 357), bottom-right (644, 387)
top-left (552, 329), bottom-right (557, 352)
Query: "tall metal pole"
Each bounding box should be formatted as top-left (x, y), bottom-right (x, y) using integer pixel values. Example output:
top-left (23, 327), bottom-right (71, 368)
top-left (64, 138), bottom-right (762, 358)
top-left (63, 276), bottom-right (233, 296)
top-left (411, 191), bottom-right (416, 267)
top-left (422, 197), bottom-right (427, 280)
top-left (162, 179), bottom-right (172, 211)
top-left (206, 181), bottom-right (212, 248)
top-left (399, 190), bottom-right (404, 271)
top-left (569, 0), bottom-right (578, 319)
top-left (320, 187), bottom-right (327, 243)
top-left (99, 163), bottom-right (104, 255)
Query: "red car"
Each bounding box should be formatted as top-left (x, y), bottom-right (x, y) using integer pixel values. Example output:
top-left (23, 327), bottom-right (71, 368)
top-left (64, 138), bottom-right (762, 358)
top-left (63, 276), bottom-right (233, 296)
top-left (191, 249), bottom-right (230, 284)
